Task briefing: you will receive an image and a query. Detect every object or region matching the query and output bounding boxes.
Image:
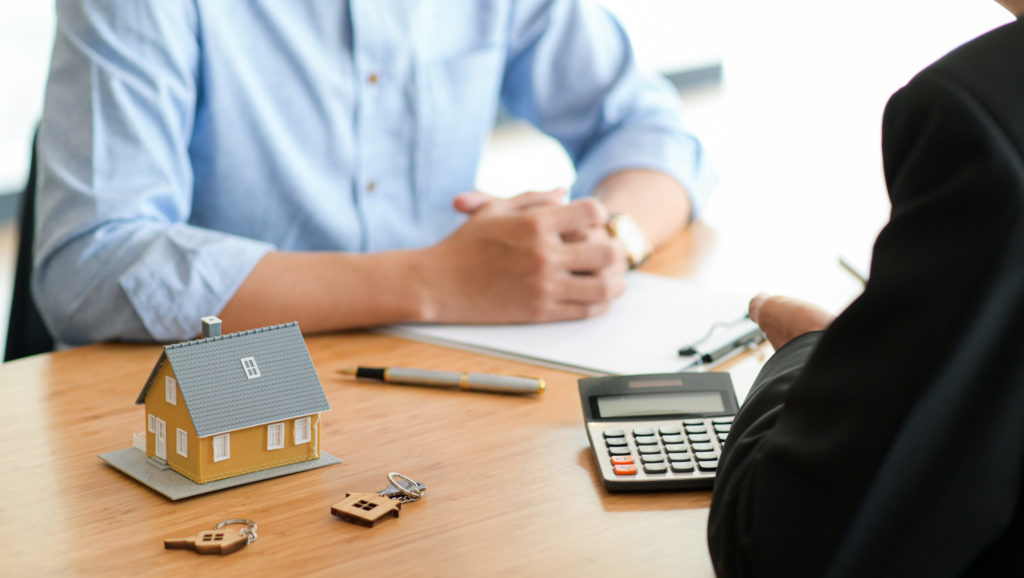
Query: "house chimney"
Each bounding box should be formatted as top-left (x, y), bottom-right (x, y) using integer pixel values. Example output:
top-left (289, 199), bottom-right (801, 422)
top-left (201, 316), bottom-right (222, 338)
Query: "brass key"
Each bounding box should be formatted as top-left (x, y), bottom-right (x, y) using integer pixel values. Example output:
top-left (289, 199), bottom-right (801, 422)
top-left (164, 519), bottom-right (257, 555)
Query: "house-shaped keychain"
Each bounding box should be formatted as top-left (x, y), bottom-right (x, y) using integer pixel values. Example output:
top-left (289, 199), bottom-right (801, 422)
top-left (331, 492), bottom-right (402, 527)
top-left (135, 316), bottom-right (330, 484)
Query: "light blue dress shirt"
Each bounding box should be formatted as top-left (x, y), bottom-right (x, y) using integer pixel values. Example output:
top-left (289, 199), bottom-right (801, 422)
top-left (34, 0), bottom-right (716, 345)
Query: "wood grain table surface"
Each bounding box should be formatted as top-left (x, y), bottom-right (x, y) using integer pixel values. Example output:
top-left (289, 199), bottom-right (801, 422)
top-left (0, 330), bottom-right (747, 576)
top-left (0, 226), bottom-right (812, 576)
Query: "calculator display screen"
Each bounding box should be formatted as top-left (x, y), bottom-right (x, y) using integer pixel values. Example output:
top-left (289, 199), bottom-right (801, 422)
top-left (596, 391), bottom-right (725, 418)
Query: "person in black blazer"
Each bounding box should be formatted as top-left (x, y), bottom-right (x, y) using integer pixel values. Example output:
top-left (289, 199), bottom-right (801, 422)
top-left (707, 6), bottom-right (1024, 577)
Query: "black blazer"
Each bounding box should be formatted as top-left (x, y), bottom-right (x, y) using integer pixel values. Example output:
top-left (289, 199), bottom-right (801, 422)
top-left (707, 19), bottom-right (1024, 578)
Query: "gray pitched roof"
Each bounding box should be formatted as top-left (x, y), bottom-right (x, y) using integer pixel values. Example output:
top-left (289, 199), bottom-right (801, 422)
top-left (136, 322), bottom-right (329, 438)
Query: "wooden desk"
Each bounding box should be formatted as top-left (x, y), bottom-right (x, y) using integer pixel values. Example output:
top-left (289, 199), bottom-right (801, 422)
top-left (0, 202), bottom-right (868, 576)
top-left (0, 318), bottom-right (746, 575)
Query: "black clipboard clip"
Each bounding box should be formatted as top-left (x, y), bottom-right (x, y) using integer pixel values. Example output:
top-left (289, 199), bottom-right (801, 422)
top-left (679, 316), bottom-right (766, 368)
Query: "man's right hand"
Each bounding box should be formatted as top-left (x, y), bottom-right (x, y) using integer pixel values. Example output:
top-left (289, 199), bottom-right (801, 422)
top-left (749, 293), bottom-right (836, 350)
top-left (415, 189), bottom-right (628, 323)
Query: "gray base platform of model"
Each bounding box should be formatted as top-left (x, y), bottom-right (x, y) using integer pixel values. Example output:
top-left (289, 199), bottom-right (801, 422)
top-left (99, 447), bottom-right (341, 500)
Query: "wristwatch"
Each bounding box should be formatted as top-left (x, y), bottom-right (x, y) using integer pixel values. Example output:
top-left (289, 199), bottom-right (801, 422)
top-left (606, 212), bottom-right (652, 269)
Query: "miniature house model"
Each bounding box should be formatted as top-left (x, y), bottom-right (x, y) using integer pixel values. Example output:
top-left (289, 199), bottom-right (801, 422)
top-left (135, 316), bottom-right (330, 484)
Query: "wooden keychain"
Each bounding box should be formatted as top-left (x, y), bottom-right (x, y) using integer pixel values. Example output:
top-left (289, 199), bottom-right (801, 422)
top-left (164, 519), bottom-right (258, 555)
top-left (331, 472), bottom-right (426, 527)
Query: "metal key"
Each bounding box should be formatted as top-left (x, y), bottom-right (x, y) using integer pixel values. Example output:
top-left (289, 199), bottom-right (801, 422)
top-left (164, 519), bottom-right (257, 555)
top-left (377, 475), bottom-right (427, 503)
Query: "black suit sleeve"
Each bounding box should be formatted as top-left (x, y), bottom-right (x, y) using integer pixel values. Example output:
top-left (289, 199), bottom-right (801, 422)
top-left (707, 51), bottom-right (1024, 578)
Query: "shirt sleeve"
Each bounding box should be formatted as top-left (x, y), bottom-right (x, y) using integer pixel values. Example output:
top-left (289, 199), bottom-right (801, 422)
top-left (33, 0), bottom-right (274, 345)
top-left (500, 0), bottom-right (716, 216)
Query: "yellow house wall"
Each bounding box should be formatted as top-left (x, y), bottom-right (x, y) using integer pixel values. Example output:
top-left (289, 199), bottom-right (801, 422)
top-left (196, 414), bottom-right (322, 484)
top-left (145, 363), bottom-right (323, 485)
top-left (143, 364), bottom-right (199, 480)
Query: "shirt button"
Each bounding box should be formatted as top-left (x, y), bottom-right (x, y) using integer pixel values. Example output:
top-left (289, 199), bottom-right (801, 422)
top-left (367, 73), bottom-right (379, 85)
top-left (366, 181), bottom-right (376, 192)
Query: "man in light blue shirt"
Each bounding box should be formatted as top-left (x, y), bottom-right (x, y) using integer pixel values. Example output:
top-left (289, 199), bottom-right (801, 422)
top-left (34, 0), bottom-right (716, 344)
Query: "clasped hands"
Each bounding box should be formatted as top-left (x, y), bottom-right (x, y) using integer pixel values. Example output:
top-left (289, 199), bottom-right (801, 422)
top-left (422, 187), bottom-right (839, 344)
top-left (419, 188), bottom-right (628, 324)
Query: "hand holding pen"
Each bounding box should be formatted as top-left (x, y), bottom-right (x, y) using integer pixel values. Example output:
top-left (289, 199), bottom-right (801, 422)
top-left (679, 315), bottom-right (766, 367)
top-left (747, 293), bottom-right (835, 350)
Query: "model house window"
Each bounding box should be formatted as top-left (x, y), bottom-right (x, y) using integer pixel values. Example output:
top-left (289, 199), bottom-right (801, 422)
top-left (267, 423), bottom-right (285, 450)
top-left (176, 428), bottom-right (188, 457)
top-left (294, 417), bottom-right (311, 444)
top-left (213, 433), bottom-right (231, 462)
top-left (165, 376), bottom-right (177, 405)
top-left (240, 356), bottom-right (261, 379)
top-left (148, 413), bottom-right (155, 433)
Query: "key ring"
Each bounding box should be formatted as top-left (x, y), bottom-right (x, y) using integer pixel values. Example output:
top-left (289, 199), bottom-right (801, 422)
top-left (216, 519), bottom-right (259, 544)
top-left (387, 472), bottom-right (424, 499)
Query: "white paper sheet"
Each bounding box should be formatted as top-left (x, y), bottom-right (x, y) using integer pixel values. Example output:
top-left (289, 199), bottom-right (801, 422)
top-left (380, 272), bottom-right (756, 378)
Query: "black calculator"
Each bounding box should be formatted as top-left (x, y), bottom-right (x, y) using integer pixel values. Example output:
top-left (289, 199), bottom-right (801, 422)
top-left (578, 372), bottom-right (738, 491)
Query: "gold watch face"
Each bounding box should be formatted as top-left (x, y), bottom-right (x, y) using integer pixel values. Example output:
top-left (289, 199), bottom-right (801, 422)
top-left (607, 213), bottom-right (652, 268)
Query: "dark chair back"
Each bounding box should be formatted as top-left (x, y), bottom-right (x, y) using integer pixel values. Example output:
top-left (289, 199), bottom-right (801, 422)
top-left (5, 132), bottom-right (55, 361)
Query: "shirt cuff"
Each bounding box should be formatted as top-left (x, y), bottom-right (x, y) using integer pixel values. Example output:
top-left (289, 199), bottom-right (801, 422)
top-left (570, 127), bottom-right (718, 220)
top-left (118, 224), bottom-right (275, 342)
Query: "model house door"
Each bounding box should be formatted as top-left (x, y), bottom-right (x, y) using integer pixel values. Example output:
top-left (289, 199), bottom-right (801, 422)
top-left (155, 418), bottom-right (167, 460)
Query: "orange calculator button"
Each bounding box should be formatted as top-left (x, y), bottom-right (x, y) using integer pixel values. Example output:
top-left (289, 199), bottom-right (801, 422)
top-left (613, 464), bottom-right (638, 475)
top-left (610, 455), bottom-right (634, 465)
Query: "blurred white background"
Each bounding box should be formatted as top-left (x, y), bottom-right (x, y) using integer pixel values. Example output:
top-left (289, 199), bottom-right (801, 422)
top-left (478, 0), bottom-right (1013, 309)
top-left (0, 1), bottom-right (54, 195)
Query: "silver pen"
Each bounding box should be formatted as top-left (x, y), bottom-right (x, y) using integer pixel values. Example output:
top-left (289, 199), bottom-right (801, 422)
top-left (340, 366), bottom-right (545, 395)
